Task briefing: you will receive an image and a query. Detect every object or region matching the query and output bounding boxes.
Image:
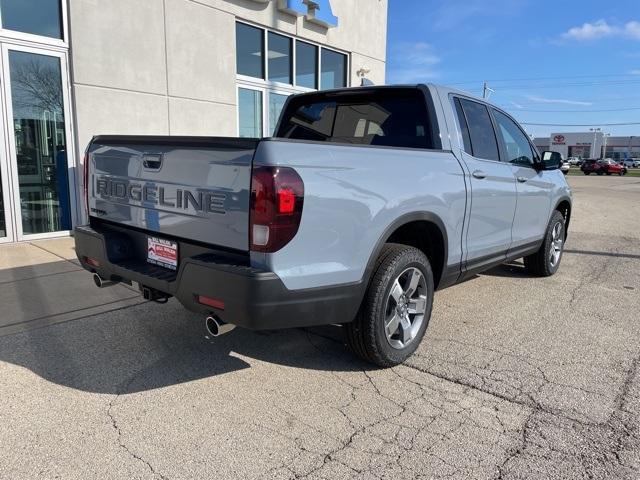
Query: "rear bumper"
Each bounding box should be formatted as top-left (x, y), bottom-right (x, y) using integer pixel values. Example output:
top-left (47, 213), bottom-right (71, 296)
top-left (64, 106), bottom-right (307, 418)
top-left (74, 225), bottom-right (363, 330)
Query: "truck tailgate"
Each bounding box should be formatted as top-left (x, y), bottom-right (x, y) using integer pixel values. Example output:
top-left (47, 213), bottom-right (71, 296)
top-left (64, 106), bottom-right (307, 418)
top-left (87, 136), bottom-right (258, 250)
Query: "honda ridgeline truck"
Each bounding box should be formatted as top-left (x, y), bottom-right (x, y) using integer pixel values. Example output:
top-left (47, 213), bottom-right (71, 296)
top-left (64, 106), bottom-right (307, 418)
top-left (75, 85), bottom-right (571, 367)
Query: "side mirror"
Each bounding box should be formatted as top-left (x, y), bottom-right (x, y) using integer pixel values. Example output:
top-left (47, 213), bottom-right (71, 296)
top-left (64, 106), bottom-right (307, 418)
top-left (540, 151), bottom-right (562, 170)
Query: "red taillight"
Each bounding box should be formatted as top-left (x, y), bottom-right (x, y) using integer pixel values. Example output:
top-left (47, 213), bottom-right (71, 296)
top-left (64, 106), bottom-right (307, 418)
top-left (250, 166), bottom-right (304, 253)
top-left (83, 151), bottom-right (89, 220)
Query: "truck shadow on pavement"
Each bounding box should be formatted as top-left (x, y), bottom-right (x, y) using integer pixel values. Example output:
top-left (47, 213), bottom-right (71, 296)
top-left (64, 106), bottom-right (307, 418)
top-left (0, 299), bottom-right (362, 395)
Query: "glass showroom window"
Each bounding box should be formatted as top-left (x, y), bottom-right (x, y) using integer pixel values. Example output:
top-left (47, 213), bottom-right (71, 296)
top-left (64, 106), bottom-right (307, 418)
top-left (321, 49), bottom-right (347, 89)
top-left (236, 23), bottom-right (264, 79)
top-left (268, 32), bottom-right (292, 84)
top-left (238, 88), bottom-right (263, 138)
top-left (236, 22), bottom-right (349, 137)
top-left (269, 93), bottom-right (289, 135)
top-left (296, 41), bottom-right (318, 89)
top-left (0, 0), bottom-right (63, 39)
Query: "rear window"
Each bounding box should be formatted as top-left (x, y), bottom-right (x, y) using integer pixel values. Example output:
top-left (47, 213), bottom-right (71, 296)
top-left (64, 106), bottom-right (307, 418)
top-left (275, 89), bottom-right (435, 149)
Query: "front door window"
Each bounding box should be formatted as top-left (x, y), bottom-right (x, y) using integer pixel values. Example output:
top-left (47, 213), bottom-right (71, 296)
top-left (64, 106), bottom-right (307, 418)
top-left (9, 50), bottom-right (71, 235)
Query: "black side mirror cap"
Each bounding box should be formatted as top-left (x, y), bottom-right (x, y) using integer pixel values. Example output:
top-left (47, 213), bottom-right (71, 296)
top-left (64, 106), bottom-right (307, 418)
top-left (540, 151), bottom-right (563, 170)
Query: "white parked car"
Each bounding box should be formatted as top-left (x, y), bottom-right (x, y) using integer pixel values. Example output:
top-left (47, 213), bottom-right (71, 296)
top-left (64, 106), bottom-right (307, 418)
top-left (567, 157), bottom-right (581, 166)
top-left (560, 161), bottom-right (570, 175)
top-left (621, 159), bottom-right (639, 168)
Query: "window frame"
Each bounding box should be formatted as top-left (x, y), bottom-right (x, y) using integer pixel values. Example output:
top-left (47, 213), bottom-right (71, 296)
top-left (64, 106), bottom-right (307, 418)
top-left (0, 0), bottom-right (68, 47)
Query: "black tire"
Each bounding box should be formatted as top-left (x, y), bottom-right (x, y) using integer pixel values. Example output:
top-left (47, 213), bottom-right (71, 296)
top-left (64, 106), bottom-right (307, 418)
top-left (597, 171), bottom-right (604, 176)
top-left (345, 243), bottom-right (434, 367)
top-left (584, 172), bottom-right (590, 175)
top-left (524, 210), bottom-right (566, 277)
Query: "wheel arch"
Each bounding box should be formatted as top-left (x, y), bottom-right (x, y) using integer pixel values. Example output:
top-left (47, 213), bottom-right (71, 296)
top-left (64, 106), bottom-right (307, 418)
top-left (362, 212), bottom-right (449, 292)
top-left (554, 197), bottom-right (572, 239)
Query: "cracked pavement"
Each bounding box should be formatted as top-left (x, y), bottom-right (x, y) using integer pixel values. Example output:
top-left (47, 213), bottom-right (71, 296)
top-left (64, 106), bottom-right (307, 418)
top-left (0, 176), bottom-right (638, 479)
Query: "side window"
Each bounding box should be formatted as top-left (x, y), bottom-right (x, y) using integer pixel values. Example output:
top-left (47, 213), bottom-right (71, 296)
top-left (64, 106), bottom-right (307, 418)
top-left (453, 97), bottom-right (472, 154)
top-left (492, 109), bottom-right (535, 167)
top-left (459, 99), bottom-right (500, 161)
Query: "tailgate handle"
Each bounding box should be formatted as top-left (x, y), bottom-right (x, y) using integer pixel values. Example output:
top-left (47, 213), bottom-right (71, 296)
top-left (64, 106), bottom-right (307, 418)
top-left (142, 154), bottom-right (163, 170)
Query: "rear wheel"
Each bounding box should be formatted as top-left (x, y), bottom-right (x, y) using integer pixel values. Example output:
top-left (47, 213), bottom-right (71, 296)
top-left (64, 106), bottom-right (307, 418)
top-left (345, 244), bottom-right (434, 367)
top-left (524, 210), bottom-right (565, 277)
top-left (584, 172), bottom-right (590, 175)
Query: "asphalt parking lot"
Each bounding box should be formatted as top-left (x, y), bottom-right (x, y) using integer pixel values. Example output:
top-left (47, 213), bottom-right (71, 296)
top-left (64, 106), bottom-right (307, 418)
top-left (1, 175), bottom-right (638, 480)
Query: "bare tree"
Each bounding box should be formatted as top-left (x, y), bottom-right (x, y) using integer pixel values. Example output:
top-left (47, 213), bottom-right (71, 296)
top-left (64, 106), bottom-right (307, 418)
top-left (11, 58), bottom-right (63, 116)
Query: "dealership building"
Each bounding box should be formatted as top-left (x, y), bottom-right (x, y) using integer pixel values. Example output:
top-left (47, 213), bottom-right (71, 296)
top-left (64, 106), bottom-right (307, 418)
top-left (0, 0), bottom-right (388, 243)
top-left (534, 132), bottom-right (640, 160)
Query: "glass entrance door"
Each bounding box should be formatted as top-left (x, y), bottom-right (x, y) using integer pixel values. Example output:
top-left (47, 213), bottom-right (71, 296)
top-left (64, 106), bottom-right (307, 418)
top-left (1, 44), bottom-right (75, 240)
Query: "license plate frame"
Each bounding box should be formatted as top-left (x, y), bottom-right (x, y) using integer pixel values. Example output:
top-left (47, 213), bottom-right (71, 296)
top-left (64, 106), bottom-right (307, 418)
top-left (147, 236), bottom-right (178, 270)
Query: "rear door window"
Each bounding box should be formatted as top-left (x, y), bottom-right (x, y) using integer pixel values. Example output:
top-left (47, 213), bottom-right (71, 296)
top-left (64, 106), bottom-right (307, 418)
top-left (458, 98), bottom-right (500, 161)
top-left (276, 89), bottom-right (435, 149)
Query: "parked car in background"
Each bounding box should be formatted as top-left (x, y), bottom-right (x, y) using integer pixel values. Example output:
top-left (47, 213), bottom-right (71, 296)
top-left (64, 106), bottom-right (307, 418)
top-left (621, 159), bottom-right (638, 168)
top-left (560, 161), bottom-right (570, 175)
top-left (581, 159), bottom-right (601, 175)
top-left (599, 159), bottom-right (626, 176)
top-left (567, 157), bottom-right (581, 166)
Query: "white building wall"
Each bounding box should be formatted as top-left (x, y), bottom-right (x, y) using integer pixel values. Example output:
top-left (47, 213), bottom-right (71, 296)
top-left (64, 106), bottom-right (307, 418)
top-left (68, 0), bottom-right (388, 157)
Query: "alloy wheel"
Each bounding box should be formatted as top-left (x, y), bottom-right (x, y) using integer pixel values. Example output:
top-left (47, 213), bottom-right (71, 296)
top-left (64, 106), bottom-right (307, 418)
top-left (549, 222), bottom-right (564, 268)
top-left (384, 267), bottom-right (427, 349)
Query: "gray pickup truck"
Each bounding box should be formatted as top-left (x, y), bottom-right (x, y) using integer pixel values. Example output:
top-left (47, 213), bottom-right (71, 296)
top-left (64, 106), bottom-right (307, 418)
top-left (75, 84), bottom-right (571, 366)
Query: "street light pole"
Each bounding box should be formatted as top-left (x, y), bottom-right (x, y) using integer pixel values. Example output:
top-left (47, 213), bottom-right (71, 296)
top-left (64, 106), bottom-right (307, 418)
top-left (602, 133), bottom-right (610, 159)
top-left (590, 127), bottom-right (601, 158)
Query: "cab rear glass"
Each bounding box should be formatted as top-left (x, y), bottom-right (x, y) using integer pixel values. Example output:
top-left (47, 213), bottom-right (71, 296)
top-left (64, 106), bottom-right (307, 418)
top-left (275, 89), bottom-right (437, 149)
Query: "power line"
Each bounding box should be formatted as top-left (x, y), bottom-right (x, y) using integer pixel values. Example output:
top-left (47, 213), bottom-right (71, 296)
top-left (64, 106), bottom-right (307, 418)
top-left (449, 73), bottom-right (640, 86)
top-left (520, 122), bottom-right (640, 126)
top-left (502, 106), bottom-right (640, 113)
top-left (488, 80), bottom-right (640, 91)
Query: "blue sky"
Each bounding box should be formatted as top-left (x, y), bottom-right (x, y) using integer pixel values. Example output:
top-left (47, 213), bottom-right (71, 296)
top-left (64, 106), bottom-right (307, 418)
top-left (386, 0), bottom-right (640, 138)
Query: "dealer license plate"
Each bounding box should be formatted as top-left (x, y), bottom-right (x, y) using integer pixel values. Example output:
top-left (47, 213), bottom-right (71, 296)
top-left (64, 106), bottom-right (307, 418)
top-left (147, 236), bottom-right (178, 270)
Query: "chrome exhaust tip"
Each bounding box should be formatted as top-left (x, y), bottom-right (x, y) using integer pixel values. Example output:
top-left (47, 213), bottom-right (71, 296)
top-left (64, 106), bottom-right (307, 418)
top-left (93, 273), bottom-right (117, 288)
top-left (205, 315), bottom-right (236, 337)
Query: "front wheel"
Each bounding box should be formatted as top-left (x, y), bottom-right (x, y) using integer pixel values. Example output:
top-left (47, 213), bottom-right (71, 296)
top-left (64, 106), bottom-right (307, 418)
top-left (345, 244), bottom-right (434, 367)
top-left (524, 210), bottom-right (565, 277)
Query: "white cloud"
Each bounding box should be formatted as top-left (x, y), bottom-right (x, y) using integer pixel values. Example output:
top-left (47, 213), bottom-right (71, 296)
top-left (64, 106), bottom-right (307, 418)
top-left (630, 69), bottom-right (640, 75)
top-left (561, 19), bottom-right (640, 41)
top-left (525, 95), bottom-right (593, 106)
top-left (510, 101), bottom-right (524, 109)
top-left (387, 42), bottom-right (441, 84)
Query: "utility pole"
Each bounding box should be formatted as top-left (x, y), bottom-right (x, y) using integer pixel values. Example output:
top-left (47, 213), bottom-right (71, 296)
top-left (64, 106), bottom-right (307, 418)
top-left (482, 81), bottom-right (494, 100)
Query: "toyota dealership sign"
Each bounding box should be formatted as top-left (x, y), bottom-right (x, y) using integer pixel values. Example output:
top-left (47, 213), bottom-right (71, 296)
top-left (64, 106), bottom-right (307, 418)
top-left (552, 134), bottom-right (566, 145)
